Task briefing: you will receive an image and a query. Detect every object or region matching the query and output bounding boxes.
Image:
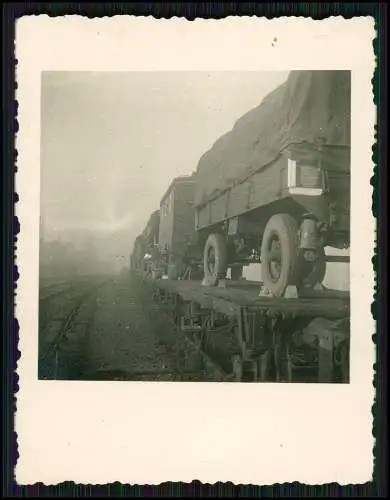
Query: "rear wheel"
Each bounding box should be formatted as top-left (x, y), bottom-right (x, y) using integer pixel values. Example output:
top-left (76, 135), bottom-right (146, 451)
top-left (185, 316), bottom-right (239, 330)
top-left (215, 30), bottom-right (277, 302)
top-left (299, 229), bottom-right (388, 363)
top-left (260, 214), bottom-right (300, 297)
top-left (203, 233), bottom-right (228, 286)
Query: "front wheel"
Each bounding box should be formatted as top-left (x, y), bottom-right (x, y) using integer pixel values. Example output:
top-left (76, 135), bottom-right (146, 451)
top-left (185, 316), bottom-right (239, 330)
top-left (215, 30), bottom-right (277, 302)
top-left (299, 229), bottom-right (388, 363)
top-left (203, 233), bottom-right (228, 286)
top-left (260, 214), bottom-right (300, 297)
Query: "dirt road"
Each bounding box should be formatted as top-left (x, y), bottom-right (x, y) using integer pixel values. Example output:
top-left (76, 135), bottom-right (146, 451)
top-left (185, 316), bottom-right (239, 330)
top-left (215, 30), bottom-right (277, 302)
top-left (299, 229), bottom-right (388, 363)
top-left (82, 272), bottom-right (213, 381)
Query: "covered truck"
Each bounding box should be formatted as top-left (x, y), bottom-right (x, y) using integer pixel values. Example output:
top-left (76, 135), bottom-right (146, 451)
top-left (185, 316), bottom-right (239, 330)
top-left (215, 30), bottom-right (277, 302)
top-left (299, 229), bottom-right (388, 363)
top-left (158, 174), bottom-right (199, 279)
top-left (130, 235), bottom-right (146, 272)
top-left (130, 210), bottom-right (160, 274)
top-left (194, 70), bottom-right (351, 296)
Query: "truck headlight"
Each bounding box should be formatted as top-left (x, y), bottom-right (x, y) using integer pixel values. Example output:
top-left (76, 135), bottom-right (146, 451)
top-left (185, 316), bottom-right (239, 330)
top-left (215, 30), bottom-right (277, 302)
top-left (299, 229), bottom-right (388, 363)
top-left (287, 159), bottom-right (326, 195)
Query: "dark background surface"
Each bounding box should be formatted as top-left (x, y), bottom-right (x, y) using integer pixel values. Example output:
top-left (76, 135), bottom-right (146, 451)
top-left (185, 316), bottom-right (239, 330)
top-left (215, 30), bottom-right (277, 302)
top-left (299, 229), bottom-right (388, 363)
top-left (2, 2), bottom-right (387, 497)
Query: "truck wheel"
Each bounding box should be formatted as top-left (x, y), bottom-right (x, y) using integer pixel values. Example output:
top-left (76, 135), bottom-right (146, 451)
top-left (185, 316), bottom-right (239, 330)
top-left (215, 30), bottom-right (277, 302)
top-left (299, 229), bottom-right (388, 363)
top-left (261, 214), bottom-right (299, 297)
top-left (203, 233), bottom-right (228, 286)
top-left (300, 248), bottom-right (327, 288)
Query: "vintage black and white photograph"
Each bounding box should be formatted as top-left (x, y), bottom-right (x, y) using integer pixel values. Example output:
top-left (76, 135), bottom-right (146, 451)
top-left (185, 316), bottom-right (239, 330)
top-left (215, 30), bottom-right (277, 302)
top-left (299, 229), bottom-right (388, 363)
top-left (38, 69), bottom-right (351, 383)
top-left (15, 16), bottom-right (375, 486)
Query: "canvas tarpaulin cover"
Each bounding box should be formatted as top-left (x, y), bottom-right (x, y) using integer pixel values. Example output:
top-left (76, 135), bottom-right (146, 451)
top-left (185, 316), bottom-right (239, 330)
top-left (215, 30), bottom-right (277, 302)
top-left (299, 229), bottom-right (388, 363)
top-left (194, 70), bottom-right (351, 207)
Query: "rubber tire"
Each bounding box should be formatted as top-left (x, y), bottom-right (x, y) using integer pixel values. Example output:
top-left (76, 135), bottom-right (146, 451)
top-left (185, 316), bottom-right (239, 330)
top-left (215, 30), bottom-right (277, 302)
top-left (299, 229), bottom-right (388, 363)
top-left (203, 233), bottom-right (228, 286)
top-left (300, 247), bottom-right (327, 288)
top-left (261, 214), bottom-right (299, 297)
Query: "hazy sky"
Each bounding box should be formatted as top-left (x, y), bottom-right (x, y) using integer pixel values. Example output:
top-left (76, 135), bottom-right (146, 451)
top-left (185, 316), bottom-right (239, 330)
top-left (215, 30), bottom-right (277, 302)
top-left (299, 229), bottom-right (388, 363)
top-left (40, 71), bottom-right (289, 262)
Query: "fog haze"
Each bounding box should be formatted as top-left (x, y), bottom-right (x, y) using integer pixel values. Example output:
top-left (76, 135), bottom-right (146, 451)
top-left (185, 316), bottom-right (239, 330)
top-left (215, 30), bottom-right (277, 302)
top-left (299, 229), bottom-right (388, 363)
top-left (40, 71), bottom-right (289, 271)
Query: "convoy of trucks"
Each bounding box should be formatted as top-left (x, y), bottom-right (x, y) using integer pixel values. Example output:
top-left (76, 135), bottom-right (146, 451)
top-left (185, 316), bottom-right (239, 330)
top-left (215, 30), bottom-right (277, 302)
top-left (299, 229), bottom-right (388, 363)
top-left (131, 70), bottom-right (351, 297)
top-left (129, 70), bottom-right (351, 382)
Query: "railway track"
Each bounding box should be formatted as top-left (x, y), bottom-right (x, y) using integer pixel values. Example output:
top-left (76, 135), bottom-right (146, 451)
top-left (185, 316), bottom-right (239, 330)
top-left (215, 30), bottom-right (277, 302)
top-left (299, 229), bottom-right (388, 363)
top-left (76, 275), bottom-right (220, 383)
top-left (39, 276), bottom-right (102, 303)
top-left (39, 274), bottom-right (220, 383)
top-left (39, 282), bottom-right (74, 303)
top-left (38, 276), bottom-right (111, 380)
top-left (38, 273), bottom-right (349, 383)
top-left (40, 279), bottom-right (68, 293)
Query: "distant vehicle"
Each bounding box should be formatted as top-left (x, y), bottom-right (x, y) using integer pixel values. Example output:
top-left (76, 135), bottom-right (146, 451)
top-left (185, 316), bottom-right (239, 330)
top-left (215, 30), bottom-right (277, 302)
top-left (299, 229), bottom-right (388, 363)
top-left (130, 210), bottom-right (160, 273)
top-left (131, 70), bottom-right (351, 297)
top-left (157, 175), bottom-right (200, 279)
top-left (130, 235), bottom-right (145, 272)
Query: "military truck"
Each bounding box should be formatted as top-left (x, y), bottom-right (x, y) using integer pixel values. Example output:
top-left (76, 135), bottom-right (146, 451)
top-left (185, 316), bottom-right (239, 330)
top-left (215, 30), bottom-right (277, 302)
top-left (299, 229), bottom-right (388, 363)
top-left (157, 174), bottom-right (200, 279)
top-left (130, 235), bottom-right (145, 272)
top-left (130, 210), bottom-right (160, 273)
top-left (193, 70), bottom-right (351, 296)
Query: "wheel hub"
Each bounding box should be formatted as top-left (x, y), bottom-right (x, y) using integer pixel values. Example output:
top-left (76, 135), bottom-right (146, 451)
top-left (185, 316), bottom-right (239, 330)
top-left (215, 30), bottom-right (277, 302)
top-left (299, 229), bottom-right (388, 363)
top-left (303, 249), bottom-right (317, 262)
top-left (268, 238), bottom-right (282, 282)
top-left (207, 248), bottom-right (215, 274)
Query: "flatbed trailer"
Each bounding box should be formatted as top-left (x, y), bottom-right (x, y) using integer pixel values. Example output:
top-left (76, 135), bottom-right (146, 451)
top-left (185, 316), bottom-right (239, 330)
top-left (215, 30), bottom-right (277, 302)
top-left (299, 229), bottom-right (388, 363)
top-left (147, 277), bottom-right (350, 383)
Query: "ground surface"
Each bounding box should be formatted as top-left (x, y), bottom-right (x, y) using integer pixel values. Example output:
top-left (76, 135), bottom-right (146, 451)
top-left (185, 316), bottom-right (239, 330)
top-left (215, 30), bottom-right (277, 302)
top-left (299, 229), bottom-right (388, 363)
top-left (38, 272), bottom-right (350, 383)
top-left (85, 273), bottom-right (217, 381)
top-left (39, 272), bottom-right (215, 381)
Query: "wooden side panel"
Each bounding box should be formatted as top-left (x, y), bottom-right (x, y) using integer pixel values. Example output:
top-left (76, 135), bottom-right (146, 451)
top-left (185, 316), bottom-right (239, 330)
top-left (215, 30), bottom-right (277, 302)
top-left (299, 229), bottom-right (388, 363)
top-left (210, 195), bottom-right (226, 224)
top-left (197, 203), bottom-right (209, 229)
top-left (248, 157), bottom-right (286, 211)
top-left (172, 182), bottom-right (196, 265)
top-left (196, 155), bottom-right (287, 231)
top-left (228, 180), bottom-right (251, 217)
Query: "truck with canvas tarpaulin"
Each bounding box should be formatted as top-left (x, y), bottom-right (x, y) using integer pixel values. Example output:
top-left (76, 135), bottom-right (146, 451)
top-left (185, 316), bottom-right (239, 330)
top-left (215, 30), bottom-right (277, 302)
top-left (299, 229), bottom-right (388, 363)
top-left (194, 70), bottom-right (351, 297)
top-left (130, 210), bottom-right (160, 275)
